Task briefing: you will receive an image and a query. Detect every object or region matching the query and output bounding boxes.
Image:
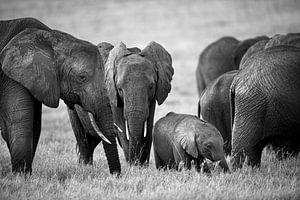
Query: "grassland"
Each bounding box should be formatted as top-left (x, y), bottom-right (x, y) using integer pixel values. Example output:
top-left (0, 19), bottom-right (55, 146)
top-left (1, 0), bottom-right (300, 199)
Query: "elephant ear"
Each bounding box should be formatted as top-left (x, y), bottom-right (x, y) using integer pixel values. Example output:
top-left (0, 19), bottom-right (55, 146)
top-left (140, 41), bottom-right (174, 105)
top-left (105, 42), bottom-right (132, 106)
top-left (0, 28), bottom-right (60, 108)
top-left (175, 119), bottom-right (198, 158)
top-left (97, 42), bottom-right (114, 64)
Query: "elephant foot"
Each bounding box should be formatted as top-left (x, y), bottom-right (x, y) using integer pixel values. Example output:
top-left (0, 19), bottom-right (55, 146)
top-left (78, 154), bottom-right (93, 165)
top-left (12, 161), bottom-right (32, 174)
top-left (76, 133), bottom-right (100, 165)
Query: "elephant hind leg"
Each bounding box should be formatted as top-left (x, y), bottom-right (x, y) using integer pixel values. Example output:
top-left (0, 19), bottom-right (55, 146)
top-left (246, 141), bottom-right (265, 167)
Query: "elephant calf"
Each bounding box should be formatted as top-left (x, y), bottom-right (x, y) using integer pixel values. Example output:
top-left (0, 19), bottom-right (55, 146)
top-left (153, 112), bottom-right (230, 172)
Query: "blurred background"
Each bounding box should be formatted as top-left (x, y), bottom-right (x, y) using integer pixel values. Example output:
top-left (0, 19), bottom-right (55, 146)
top-left (1, 0), bottom-right (300, 164)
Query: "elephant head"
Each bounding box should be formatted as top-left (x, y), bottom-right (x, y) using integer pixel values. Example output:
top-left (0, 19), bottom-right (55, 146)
top-left (102, 41), bottom-right (174, 165)
top-left (0, 18), bottom-right (120, 173)
top-left (175, 118), bottom-right (230, 172)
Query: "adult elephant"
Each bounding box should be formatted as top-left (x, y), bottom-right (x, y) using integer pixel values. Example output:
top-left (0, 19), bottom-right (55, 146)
top-left (97, 42), bottom-right (174, 165)
top-left (199, 70), bottom-right (238, 155)
top-left (230, 45), bottom-right (300, 169)
top-left (195, 35), bottom-right (268, 97)
top-left (0, 18), bottom-right (121, 174)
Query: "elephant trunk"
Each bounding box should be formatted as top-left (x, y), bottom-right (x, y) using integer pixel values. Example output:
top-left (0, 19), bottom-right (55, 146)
top-left (95, 96), bottom-right (121, 174)
top-left (127, 114), bottom-right (146, 165)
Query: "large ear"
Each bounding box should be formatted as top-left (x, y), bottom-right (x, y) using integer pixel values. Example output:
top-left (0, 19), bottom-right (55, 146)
top-left (97, 42), bottom-right (114, 64)
top-left (0, 28), bottom-right (60, 108)
top-left (175, 119), bottom-right (198, 158)
top-left (105, 42), bottom-right (132, 106)
top-left (140, 41), bottom-right (174, 105)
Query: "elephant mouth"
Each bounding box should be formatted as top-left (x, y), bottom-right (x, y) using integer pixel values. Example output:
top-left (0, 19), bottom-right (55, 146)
top-left (114, 120), bottom-right (148, 141)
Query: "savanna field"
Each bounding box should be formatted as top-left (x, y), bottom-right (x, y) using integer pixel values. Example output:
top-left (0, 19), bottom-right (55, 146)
top-left (0, 0), bottom-right (300, 199)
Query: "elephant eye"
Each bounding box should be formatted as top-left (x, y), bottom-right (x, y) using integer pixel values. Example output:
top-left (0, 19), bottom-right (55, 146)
top-left (149, 83), bottom-right (155, 90)
top-left (78, 74), bottom-right (87, 82)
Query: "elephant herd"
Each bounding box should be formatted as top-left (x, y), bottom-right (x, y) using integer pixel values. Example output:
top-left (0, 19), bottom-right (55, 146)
top-left (0, 17), bottom-right (299, 176)
top-left (197, 33), bottom-right (300, 169)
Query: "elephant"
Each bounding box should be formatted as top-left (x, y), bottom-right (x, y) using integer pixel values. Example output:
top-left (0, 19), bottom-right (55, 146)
top-left (66, 42), bottom-right (143, 167)
top-left (230, 45), bottom-right (300, 169)
top-left (199, 70), bottom-right (238, 155)
top-left (0, 18), bottom-right (121, 174)
top-left (195, 35), bottom-right (269, 97)
top-left (95, 41), bottom-right (173, 165)
top-left (153, 112), bottom-right (230, 172)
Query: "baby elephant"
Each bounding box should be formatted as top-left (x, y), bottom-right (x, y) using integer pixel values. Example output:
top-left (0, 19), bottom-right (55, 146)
top-left (153, 112), bottom-right (230, 172)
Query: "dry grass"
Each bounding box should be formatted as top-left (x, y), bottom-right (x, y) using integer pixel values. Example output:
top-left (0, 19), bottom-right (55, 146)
top-left (1, 0), bottom-right (300, 199)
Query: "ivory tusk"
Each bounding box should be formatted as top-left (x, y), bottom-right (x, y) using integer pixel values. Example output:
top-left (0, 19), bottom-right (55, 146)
top-left (114, 123), bottom-right (123, 133)
top-left (144, 121), bottom-right (147, 138)
top-left (88, 112), bottom-right (111, 144)
top-left (125, 120), bottom-right (129, 141)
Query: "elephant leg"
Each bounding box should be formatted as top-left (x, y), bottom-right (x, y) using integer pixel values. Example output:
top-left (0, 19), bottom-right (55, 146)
top-left (231, 114), bottom-right (264, 169)
top-left (172, 143), bottom-right (190, 171)
top-left (113, 106), bottom-right (129, 162)
top-left (68, 108), bottom-right (100, 164)
top-left (140, 100), bottom-right (156, 165)
top-left (32, 100), bottom-right (42, 161)
top-left (246, 142), bottom-right (264, 167)
top-left (0, 78), bottom-right (38, 173)
top-left (153, 148), bottom-right (166, 170)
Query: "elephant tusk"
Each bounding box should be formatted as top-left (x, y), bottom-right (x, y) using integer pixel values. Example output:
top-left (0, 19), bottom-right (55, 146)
top-left (88, 112), bottom-right (112, 144)
top-left (144, 121), bottom-right (147, 138)
top-left (114, 123), bottom-right (123, 133)
top-left (125, 120), bottom-right (130, 141)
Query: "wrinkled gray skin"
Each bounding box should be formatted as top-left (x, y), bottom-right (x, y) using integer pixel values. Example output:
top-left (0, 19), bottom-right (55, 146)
top-left (98, 42), bottom-right (174, 165)
top-left (0, 18), bottom-right (120, 174)
top-left (199, 70), bottom-right (238, 155)
top-left (153, 112), bottom-right (230, 172)
top-left (230, 44), bottom-right (300, 169)
top-left (195, 35), bottom-right (268, 97)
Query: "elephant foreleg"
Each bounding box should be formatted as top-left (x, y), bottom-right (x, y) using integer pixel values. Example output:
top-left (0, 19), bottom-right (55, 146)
top-left (140, 100), bottom-right (156, 165)
top-left (172, 142), bottom-right (191, 171)
top-left (32, 100), bottom-right (42, 161)
top-left (0, 78), bottom-right (39, 173)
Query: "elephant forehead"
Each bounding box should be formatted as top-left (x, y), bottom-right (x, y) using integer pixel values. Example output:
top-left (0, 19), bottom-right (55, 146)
top-left (117, 56), bottom-right (155, 77)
